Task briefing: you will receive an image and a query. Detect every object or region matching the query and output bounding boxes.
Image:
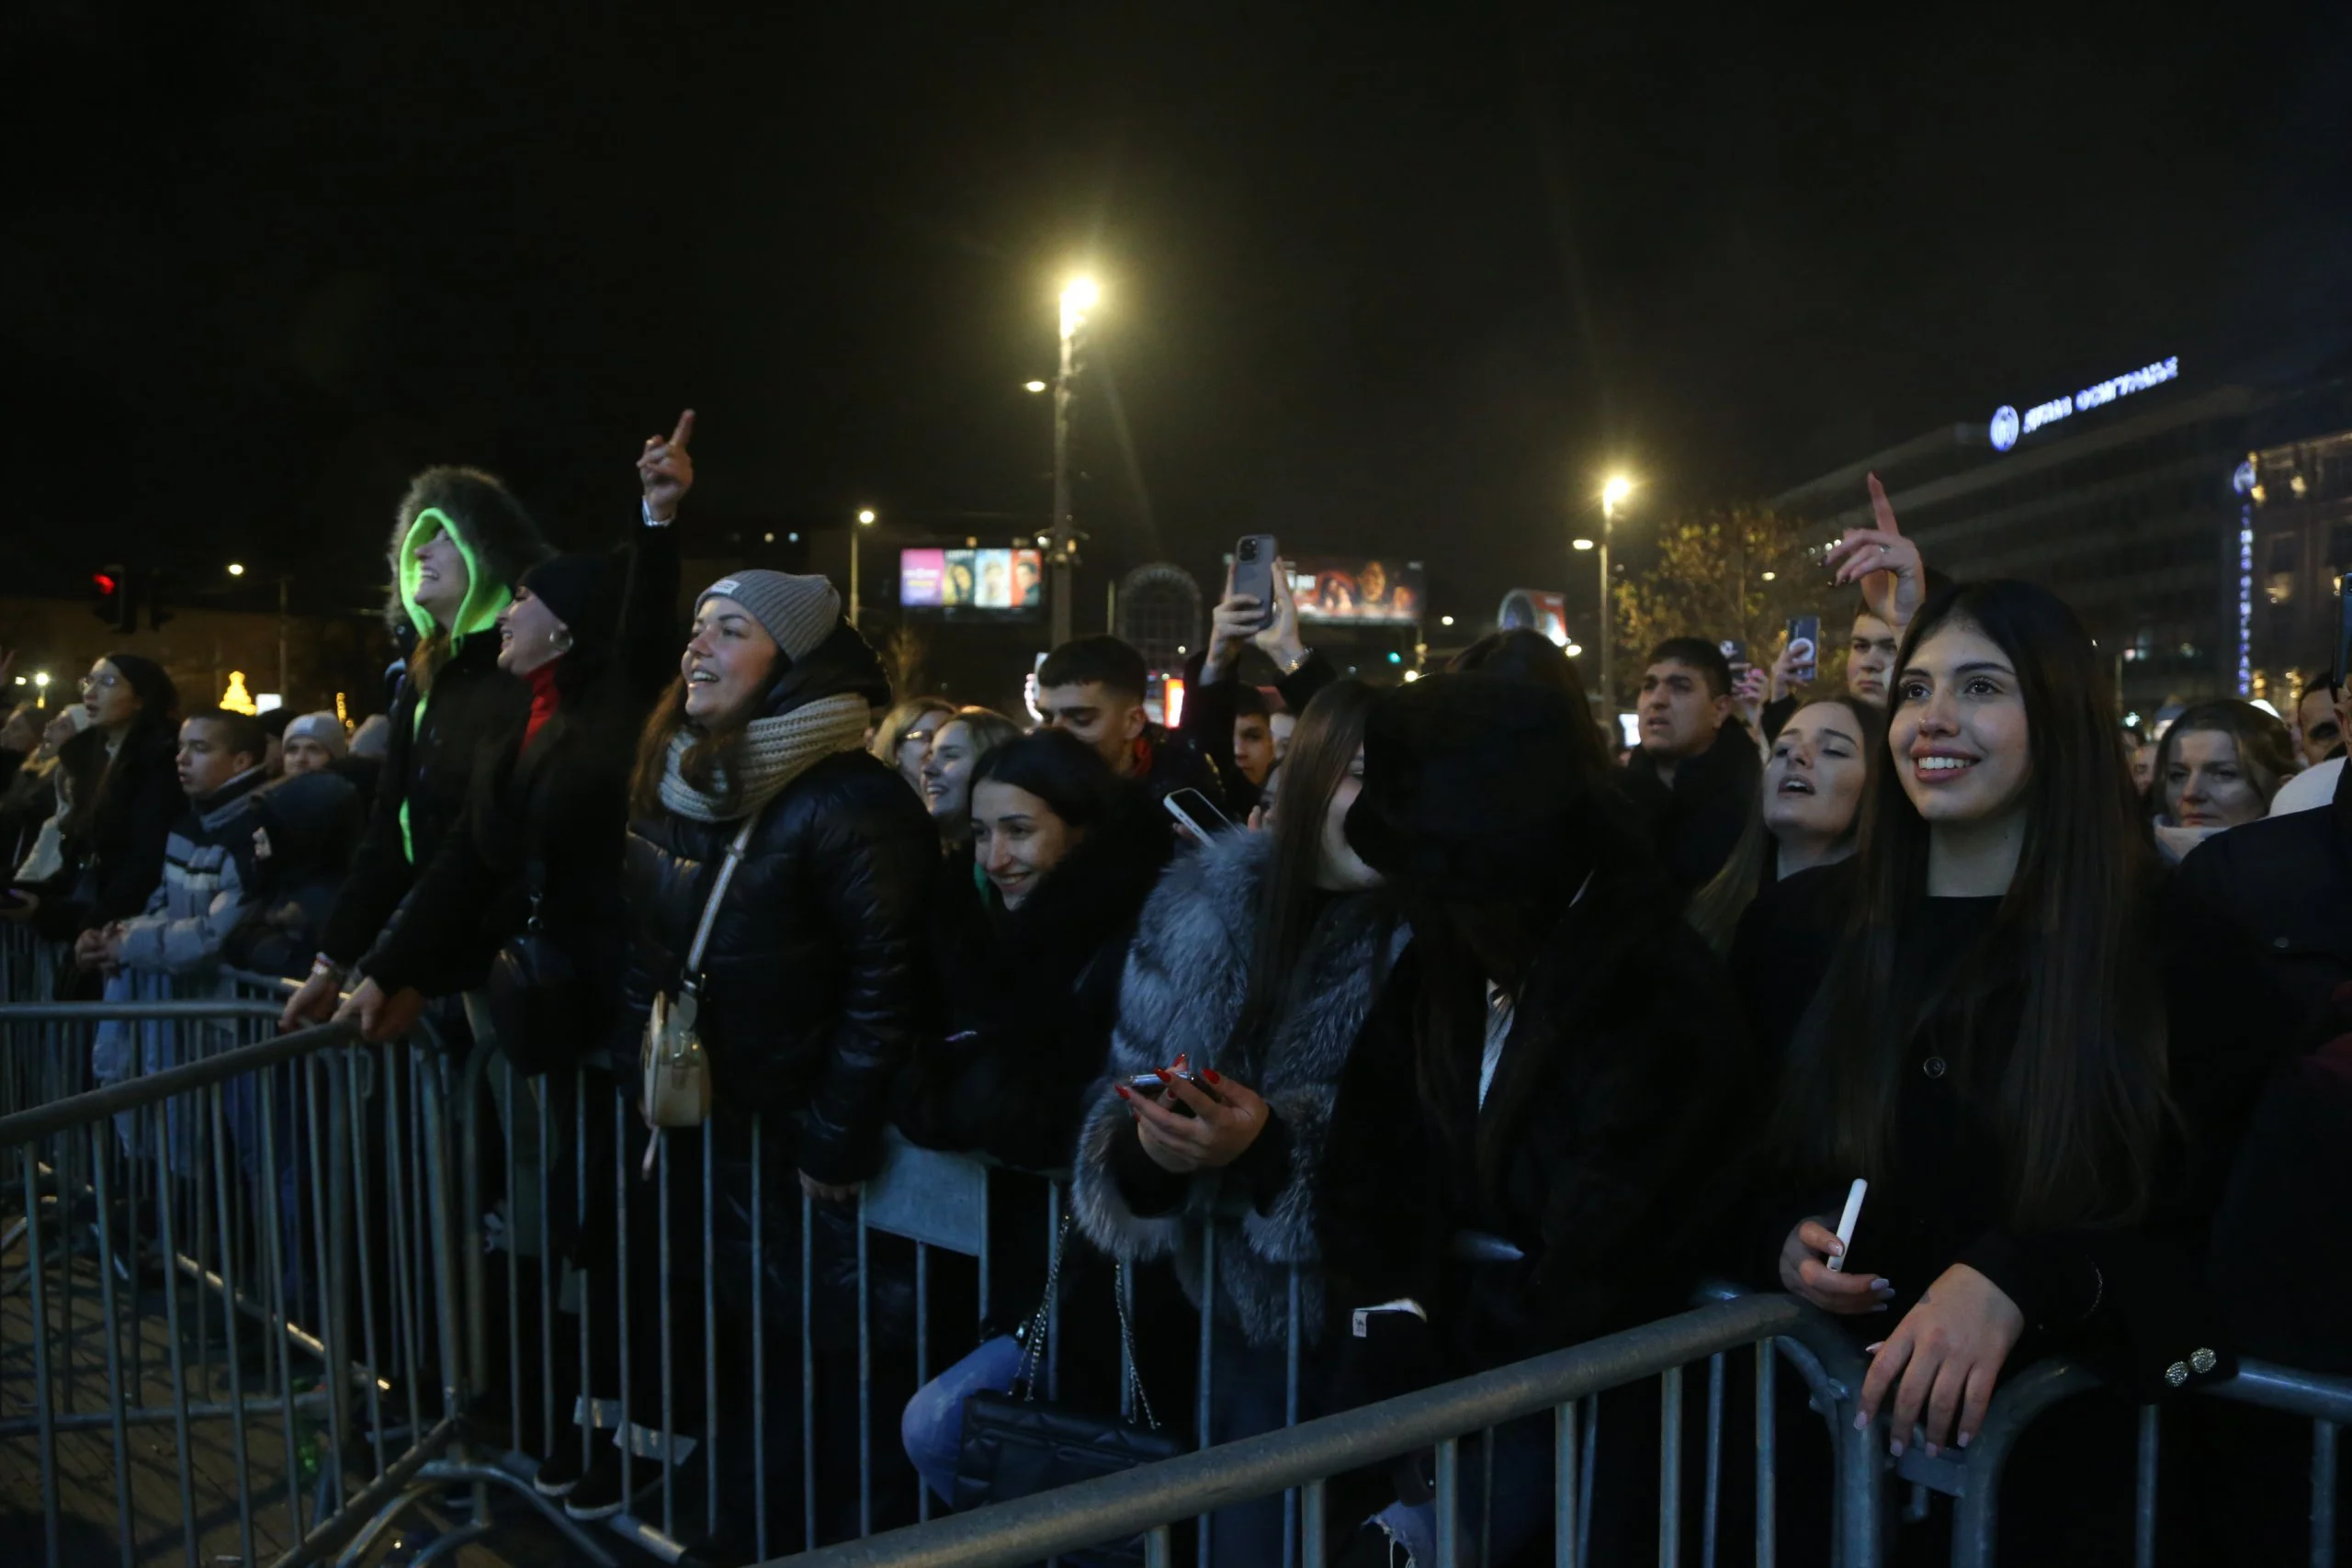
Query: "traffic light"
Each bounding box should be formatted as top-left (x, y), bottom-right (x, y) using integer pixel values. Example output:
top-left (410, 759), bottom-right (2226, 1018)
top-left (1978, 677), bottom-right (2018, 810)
top-left (91, 566), bottom-right (134, 634)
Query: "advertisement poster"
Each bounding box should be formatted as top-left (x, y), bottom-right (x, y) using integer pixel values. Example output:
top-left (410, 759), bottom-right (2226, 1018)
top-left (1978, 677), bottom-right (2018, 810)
top-left (1285, 557), bottom-right (1426, 624)
top-left (1497, 588), bottom-right (1571, 647)
top-left (901, 547), bottom-right (1045, 613)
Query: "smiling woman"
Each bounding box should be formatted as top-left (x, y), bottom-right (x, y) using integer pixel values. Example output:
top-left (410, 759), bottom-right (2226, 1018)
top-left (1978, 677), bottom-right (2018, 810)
top-left (1738, 580), bottom-right (2286, 1558)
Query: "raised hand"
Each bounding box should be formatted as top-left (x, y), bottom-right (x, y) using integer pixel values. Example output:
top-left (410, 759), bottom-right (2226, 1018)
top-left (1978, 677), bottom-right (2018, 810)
top-left (638, 409), bottom-right (696, 523)
top-left (1823, 473), bottom-right (1926, 631)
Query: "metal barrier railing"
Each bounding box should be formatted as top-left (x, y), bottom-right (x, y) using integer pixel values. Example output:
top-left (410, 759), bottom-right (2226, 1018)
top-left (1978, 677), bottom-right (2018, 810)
top-left (4, 920), bottom-right (2343, 1567)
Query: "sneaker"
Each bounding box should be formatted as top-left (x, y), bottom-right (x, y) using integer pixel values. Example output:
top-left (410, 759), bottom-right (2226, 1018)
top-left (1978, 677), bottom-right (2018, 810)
top-left (562, 1447), bottom-right (628, 1520)
top-left (533, 1440), bottom-right (593, 1498)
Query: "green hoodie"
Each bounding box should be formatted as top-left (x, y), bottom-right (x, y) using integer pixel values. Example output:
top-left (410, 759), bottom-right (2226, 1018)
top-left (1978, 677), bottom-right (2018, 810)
top-left (393, 505), bottom-right (514, 860)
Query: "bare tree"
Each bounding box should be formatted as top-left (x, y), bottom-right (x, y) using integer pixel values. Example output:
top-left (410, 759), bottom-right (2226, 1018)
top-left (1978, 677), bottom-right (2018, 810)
top-left (1611, 506), bottom-right (1851, 705)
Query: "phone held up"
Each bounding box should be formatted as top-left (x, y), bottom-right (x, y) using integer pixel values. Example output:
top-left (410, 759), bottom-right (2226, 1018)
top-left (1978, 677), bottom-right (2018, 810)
top-left (1129, 1068), bottom-right (1214, 1118)
top-left (1719, 638), bottom-right (1751, 686)
top-left (1786, 615), bottom-right (1820, 685)
top-left (1163, 787), bottom-right (1233, 840)
top-left (1233, 535), bottom-right (1280, 631)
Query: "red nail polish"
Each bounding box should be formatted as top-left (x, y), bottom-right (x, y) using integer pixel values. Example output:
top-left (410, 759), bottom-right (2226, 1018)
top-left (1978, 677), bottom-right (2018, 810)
top-left (1115, 1084), bottom-right (1132, 1100)
top-left (1203, 1069), bottom-right (1221, 1086)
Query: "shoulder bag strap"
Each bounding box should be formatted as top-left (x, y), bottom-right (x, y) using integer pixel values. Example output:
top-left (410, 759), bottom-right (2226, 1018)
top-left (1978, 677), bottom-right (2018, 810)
top-left (683, 813), bottom-right (760, 987)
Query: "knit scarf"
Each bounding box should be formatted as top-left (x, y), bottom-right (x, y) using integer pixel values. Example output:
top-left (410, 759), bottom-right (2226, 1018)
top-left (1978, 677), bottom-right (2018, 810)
top-left (656, 692), bottom-right (873, 823)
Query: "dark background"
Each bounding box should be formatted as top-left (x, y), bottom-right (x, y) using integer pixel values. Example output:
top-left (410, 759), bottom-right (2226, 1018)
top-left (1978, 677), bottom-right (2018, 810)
top-left (7, 2), bottom-right (2350, 629)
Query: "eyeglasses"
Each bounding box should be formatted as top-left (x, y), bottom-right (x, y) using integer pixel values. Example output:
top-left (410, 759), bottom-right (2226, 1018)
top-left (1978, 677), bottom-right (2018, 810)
top-left (80, 673), bottom-right (122, 694)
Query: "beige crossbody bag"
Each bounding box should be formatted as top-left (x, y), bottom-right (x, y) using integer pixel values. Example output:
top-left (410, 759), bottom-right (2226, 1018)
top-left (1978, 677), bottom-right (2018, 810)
top-left (639, 813), bottom-right (758, 1131)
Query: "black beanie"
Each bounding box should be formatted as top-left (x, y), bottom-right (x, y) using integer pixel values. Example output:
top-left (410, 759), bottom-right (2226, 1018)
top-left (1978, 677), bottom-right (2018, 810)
top-left (101, 652), bottom-right (180, 722)
top-left (519, 552), bottom-right (624, 651)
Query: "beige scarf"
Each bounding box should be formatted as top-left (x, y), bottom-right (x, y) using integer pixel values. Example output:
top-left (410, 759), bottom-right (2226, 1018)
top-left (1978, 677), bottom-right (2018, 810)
top-left (657, 693), bottom-right (872, 822)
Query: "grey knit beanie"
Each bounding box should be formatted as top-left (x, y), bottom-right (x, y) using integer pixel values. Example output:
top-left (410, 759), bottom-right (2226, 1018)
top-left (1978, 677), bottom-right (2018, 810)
top-left (695, 570), bottom-right (842, 663)
top-left (282, 711), bottom-right (348, 758)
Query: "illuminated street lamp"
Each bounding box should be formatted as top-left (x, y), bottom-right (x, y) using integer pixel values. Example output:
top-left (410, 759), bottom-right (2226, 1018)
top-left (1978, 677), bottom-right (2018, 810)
top-left (1023, 380), bottom-right (1047, 393)
top-left (1571, 537), bottom-right (1595, 551)
top-left (227, 562), bottom-right (246, 577)
top-left (851, 505), bottom-right (879, 620)
top-left (1048, 276), bottom-right (1100, 647)
top-left (1595, 474), bottom-right (1635, 717)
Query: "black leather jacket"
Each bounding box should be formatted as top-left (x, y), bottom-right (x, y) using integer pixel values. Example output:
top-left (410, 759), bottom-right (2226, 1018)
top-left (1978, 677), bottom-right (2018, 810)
top-left (620, 627), bottom-right (937, 1185)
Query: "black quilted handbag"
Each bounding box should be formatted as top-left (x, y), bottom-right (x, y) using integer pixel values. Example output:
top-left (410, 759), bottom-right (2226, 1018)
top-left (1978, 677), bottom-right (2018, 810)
top-left (951, 1218), bottom-right (1179, 1567)
top-left (484, 866), bottom-right (583, 1075)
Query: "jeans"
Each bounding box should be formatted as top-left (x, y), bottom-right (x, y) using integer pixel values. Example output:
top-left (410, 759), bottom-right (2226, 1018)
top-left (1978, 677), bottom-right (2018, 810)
top-left (1203, 1324), bottom-right (1318, 1561)
top-left (901, 1333), bottom-right (1027, 1505)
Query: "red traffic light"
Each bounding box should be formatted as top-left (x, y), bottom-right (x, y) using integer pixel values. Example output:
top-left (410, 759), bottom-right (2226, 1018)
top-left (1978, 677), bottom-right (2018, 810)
top-left (93, 572), bottom-right (118, 594)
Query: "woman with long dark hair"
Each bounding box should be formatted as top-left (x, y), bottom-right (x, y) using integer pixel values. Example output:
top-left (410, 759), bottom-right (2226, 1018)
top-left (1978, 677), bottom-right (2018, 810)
top-left (1316, 673), bottom-right (1750, 1565)
top-left (1689, 694), bottom-right (1883, 953)
top-left (1758, 580), bottom-right (2251, 1560)
top-left (59, 653), bottom-right (182, 961)
top-left (1067, 679), bottom-right (1393, 1559)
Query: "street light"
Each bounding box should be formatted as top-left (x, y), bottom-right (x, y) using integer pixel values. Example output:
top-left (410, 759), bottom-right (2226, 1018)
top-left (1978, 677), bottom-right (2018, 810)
top-left (1023, 380), bottom-right (1047, 393)
top-left (1048, 276), bottom-right (1100, 647)
top-left (851, 509), bottom-right (877, 628)
top-left (1571, 537), bottom-right (1595, 551)
top-left (227, 562), bottom-right (246, 577)
top-left (1595, 474), bottom-right (1635, 720)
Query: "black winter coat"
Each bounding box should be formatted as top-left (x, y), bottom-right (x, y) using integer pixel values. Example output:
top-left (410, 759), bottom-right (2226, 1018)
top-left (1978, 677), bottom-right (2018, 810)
top-left (2171, 761), bottom-right (2352, 1035)
top-left (362, 518), bottom-right (680, 1022)
top-left (1622, 720), bottom-right (1763, 895)
top-left (1317, 856), bottom-right (1751, 1379)
top-left (894, 794), bottom-right (1172, 1171)
top-left (76, 721), bottom-right (184, 932)
top-left (620, 627), bottom-right (937, 1186)
top-left (320, 633), bottom-right (529, 966)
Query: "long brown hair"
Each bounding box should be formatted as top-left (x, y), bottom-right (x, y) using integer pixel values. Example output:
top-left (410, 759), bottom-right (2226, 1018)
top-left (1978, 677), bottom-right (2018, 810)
top-left (1228, 679), bottom-right (1385, 1056)
top-left (2149, 698), bottom-right (2296, 818)
top-left (628, 675), bottom-right (767, 818)
top-left (1771, 581), bottom-right (2168, 1228)
top-left (1687, 694), bottom-right (1884, 954)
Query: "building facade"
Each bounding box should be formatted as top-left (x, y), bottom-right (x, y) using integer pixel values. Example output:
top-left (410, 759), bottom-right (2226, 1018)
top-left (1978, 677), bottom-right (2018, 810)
top-left (1774, 355), bottom-right (2352, 722)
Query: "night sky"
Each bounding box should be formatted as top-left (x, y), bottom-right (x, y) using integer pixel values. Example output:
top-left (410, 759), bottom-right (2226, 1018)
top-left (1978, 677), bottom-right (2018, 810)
top-left (9, 3), bottom-right (2350, 627)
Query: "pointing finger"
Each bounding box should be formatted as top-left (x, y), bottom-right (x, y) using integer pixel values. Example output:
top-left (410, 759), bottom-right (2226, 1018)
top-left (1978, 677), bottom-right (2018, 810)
top-left (669, 408), bottom-right (696, 449)
top-left (1867, 471), bottom-right (1902, 536)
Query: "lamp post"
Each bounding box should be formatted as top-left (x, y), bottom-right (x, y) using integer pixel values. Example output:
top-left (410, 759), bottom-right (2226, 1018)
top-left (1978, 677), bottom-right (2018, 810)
top-left (851, 509), bottom-right (876, 628)
top-left (1049, 277), bottom-right (1098, 649)
top-left (1596, 474), bottom-right (1634, 720)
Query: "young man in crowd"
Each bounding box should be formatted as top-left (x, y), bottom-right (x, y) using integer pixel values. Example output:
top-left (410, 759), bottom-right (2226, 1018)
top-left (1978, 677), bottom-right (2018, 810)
top-left (1622, 637), bottom-right (1759, 894)
top-left (1231, 686), bottom-right (1276, 790)
top-left (1034, 634), bottom-right (1223, 807)
top-left (89, 708), bottom-right (272, 976)
top-left (2270, 670), bottom-right (2348, 817)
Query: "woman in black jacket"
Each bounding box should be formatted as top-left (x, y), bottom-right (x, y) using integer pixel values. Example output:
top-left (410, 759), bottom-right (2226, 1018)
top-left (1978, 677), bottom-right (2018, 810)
top-left (1751, 581), bottom-right (2272, 1564)
top-left (57, 653), bottom-right (182, 961)
top-left (1317, 673), bottom-right (1751, 1568)
top-left (616, 566), bottom-right (936, 1547)
top-left (279, 464), bottom-right (551, 1029)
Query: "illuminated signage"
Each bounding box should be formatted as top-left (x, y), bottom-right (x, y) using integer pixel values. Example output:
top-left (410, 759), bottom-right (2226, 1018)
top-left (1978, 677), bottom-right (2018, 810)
top-left (1991, 355), bottom-right (2179, 453)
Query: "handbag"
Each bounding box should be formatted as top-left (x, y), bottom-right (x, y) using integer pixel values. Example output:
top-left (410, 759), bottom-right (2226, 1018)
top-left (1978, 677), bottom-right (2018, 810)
top-left (639, 812), bottom-right (758, 1130)
top-left (486, 860), bottom-right (582, 1075)
top-left (952, 1217), bottom-right (1179, 1567)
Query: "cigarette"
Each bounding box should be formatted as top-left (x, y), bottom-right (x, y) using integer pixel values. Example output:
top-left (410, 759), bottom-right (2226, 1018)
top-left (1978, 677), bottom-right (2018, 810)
top-left (1826, 1179), bottom-right (1868, 1273)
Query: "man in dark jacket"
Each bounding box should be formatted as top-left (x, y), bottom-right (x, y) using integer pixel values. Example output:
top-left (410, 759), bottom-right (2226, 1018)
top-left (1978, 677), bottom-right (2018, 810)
top-left (1622, 637), bottom-right (1761, 894)
top-left (2173, 758), bottom-right (2352, 1032)
top-left (1035, 634), bottom-right (1225, 810)
top-left (281, 466), bottom-right (551, 1028)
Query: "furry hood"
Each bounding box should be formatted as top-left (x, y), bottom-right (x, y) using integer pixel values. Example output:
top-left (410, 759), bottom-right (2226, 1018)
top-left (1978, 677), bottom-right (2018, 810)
top-left (382, 467), bottom-right (551, 638)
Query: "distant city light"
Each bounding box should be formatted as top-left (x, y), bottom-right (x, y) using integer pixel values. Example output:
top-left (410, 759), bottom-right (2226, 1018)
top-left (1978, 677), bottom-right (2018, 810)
top-left (33, 673), bottom-right (48, 688)
top-left (856, 510), bottom-right (876, 525)
top-left (1401, 670), bottom-right (1420, 682)
top-left (1760, 570), bottom-right (1777, 582)
top-left (1601, 475), bottom-right (1634, 510)
top-left (1060, 276), bottom-right (1100, 337)
top-left (1996, 355), bottom-right (2179, 451)
top-left (1572, 538), bottom-right (1596, 551)
top-left (1564, 642), bottom-right (1584, 657)
top-left (1024, 380), bottom-right (1047, 393)
top-left (763, 532), bottom-right (775, 543)
top-left (227, 562), bottom-right (246, 576)
top-left (1440, 615), bottom-right (1455, 626)
top-left (1385, 651), bottom-right (1402, 664)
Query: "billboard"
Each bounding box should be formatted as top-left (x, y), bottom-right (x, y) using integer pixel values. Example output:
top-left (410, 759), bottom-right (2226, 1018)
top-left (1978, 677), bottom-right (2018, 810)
top-left (1498, 589), bottom-right (1571, 647)
top-left (899, 547), bottom-right (1044, 615)
top-left (1284, 557), bottom-right (1425, 624)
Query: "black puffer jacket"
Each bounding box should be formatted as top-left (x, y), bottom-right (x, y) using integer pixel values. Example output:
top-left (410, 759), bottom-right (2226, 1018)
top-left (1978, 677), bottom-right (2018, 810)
top-left (895, 790), bottom-right (1172, 1170)
top-left (620, 626), bottom-right (937, 1186)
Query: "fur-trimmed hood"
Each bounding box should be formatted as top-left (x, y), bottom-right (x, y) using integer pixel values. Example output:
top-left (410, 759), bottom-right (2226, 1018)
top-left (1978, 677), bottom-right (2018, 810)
top-left (381, 467), bottom-right (551, 638)
top-left (1071, 829), bottom-right (1403, 1347)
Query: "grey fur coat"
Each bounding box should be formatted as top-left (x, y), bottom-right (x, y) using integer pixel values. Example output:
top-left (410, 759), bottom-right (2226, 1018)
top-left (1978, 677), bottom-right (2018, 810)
top-left (1071, 829), bottom-right (1399, 1348)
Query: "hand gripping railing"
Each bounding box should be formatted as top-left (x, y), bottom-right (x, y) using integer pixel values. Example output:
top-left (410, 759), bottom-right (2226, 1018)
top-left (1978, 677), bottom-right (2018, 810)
top-left (763, 1293), bottom-right (1883, 1568)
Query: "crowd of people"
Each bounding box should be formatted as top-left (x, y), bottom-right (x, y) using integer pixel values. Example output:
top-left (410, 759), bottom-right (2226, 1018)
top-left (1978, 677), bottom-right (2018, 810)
top-left (4, 417), bottom-right (2346, 1565)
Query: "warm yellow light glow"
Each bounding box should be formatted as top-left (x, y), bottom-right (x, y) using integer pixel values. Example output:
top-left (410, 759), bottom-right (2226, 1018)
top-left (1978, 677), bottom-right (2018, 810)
top-left (1059, 276), bottom-right (1100, 337)
top-left (1572, 537), bottom-right (1596, 551)
top-left (1401, 670), bottom-right (1421, 683)
top-left (856, 509), bottom-right (876, 525)
top-left (220, 671), bottom-right (258, 716)
top-left (1024, 380), bottom-right (1048, 393)
top-left (33, 672), bottom-right (49, 687)
top-left (1761, 570), bottom-right (1777, 582)
top-left (1565, 642), bottom-right (1584, 657)
top-left (227, 562), bottom-right (246, 577)
top-left (1440, 615), bottom-right (1455, 627)
top-left (1601, 475), bottom-right (1634, 509)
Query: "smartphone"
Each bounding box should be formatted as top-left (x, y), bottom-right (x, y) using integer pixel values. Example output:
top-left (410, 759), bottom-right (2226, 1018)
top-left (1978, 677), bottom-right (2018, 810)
top-left (1233, 535), bottom-right (1279, 630)
top-left (1719, 637), bottom-right (1752, 685)
top-left (1163, 787), bottom-right (1232, 839)
top-left (1787, 615), bottom-right (1820, 685)
top-left (1129, 1069), bottom-right (1207, 1118)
